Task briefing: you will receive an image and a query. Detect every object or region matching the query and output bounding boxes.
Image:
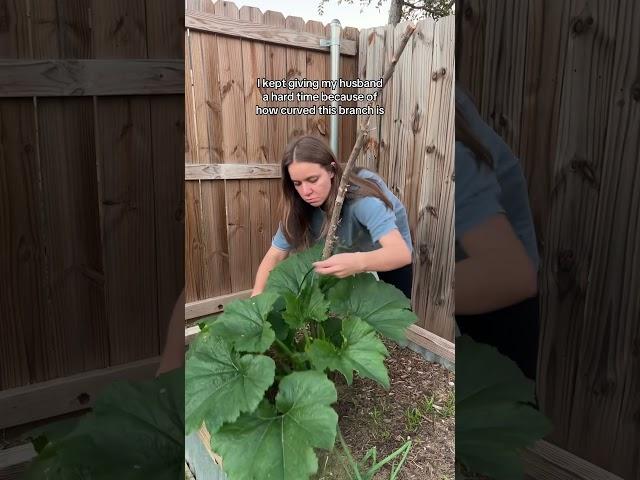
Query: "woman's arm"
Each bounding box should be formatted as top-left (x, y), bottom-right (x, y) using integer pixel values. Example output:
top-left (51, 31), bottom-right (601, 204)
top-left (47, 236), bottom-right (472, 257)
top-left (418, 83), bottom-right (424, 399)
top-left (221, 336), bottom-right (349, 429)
top-left (455, 214), bottom-right (537, 315)
top-left (251, 246), bottom-right (289, 296)
top-left (360, 229), bottom-right (412, 271)
top-left (313, 229), bottom-right (411, 277)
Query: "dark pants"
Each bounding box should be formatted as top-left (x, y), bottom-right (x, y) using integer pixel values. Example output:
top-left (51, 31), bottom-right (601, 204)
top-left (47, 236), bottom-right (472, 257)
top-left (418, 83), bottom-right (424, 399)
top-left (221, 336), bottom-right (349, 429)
top-left (378, 264), bottom-right (413, 300)
top-left (456, 295), bottom-right (540, 380)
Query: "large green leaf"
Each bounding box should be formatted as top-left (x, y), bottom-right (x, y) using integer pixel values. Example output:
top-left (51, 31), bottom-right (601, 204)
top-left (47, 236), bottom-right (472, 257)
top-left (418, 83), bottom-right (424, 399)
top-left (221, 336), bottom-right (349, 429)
top-left (185, 332), bottom-right (275, 434)
top-left (307, 317), bottom-right (390, 389)
top-left (326, 273), bottom-right (416, 343)
top-left (209, 292), bottom-right (278, 353)
top-left (265, 243), bottom-right (324, 296)
top-left (212, 371), bottom-right (338, 480)
top-left (23, 368), bottom-right (184, 480)
top-left (456, 335), bottom-right (552, 480)
top-left (282, 282), bottom-right (330, 329)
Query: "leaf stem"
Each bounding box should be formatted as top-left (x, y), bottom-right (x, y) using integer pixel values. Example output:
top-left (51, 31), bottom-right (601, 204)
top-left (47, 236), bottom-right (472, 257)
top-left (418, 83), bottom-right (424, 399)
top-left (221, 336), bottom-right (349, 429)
top-left (274, 338), bottom-right (295, 359)
top-left (337, 426), bottom-right (363, 480)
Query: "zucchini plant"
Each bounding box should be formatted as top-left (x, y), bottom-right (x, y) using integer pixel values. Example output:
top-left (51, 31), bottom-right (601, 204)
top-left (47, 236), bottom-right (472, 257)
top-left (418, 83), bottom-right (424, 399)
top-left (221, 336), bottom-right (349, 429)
top-left (185, 243), bottom-right (418, 480)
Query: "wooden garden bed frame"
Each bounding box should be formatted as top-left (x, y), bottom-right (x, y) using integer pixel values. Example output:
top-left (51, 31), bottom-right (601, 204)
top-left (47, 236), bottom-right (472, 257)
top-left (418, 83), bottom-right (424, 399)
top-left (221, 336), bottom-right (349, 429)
top-left (183, 308), bottom-right (622, 480)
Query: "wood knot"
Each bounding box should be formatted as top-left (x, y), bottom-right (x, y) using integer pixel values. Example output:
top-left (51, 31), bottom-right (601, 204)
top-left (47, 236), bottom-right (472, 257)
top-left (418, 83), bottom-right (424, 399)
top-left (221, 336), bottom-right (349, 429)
top-left (573, 18), bottom-right (585, 34)
top-left (464, 6), bottom-right (473, 18)
top-left (558, 249), bottom-right (575, 272)
top-left (440, 67), bottom-right (446, 77)
top-left (631, 83), bottom-right (640, 102)
top-left (431, 71), bottom-right (438, 81)
top-left (175, 206), bottom-right (184, 222)
top-left (426, 145), bottom-right (436, 154)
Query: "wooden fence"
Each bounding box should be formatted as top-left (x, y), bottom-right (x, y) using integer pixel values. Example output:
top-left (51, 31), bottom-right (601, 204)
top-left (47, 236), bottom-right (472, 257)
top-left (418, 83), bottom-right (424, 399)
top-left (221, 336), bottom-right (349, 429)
top-left (458, 0), bottom-right (640, 478)
top-left (355, 16), bottom-right (455, 340)
top-left (0, 0), bottom-right (184, 424)
top-left (185, 0), bottom-right (455, 340)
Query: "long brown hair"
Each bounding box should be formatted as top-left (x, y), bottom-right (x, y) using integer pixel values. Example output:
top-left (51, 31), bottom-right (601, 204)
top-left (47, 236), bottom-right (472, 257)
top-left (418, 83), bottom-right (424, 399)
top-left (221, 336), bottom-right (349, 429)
top-left (280, 135), bottom-right (393, 251)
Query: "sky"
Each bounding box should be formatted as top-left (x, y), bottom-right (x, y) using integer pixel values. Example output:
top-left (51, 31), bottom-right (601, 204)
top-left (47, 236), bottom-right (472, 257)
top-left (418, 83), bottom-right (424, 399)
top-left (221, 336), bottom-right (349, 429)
top-left (231, 0), bottom-right (391, 29)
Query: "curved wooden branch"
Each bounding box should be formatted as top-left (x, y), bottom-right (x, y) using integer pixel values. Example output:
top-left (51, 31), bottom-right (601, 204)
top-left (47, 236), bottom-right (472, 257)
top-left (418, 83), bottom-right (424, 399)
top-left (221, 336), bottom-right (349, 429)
top-left (322, 22), bottom-right (417, 260)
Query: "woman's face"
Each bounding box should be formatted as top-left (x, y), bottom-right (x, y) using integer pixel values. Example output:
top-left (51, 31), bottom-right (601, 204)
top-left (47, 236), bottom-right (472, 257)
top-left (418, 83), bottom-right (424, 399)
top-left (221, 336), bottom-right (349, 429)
top-left (288, 161), bottom-right (334, 207)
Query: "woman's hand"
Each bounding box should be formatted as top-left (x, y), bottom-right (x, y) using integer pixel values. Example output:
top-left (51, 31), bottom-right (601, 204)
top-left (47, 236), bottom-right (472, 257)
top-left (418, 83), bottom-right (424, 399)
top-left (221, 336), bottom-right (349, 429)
top-left (313, 253), bottom-right (365, 278)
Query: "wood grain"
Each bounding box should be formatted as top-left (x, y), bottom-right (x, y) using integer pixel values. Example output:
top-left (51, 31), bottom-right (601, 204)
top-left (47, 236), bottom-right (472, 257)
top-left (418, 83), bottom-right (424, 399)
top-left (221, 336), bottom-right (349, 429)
top-left (187, 0), bottom-right (231, 301)
top-left (185, 289), bottom-right (252, 320)
top-left (0, 100), bottom-right (43, 390)
top-left (0, 357), bottom-right (160, 429)
top-left (186, 9), bottom-right (357, 56)
top-left (0, 60), bottom-right (183, 97)
top-left (185, 163), bottom-right (281, 180)
top-left (146, 0), bottom-right (185, 355)
top-left (459, 1), bottom-right (640, 477)
top-left (522, 440), bottom-right (623, 480)
top-left (214, 0), bottom-right (252, 293)
top-left (240, 6), bottom-right (273, 283)
top-left (93, 0), bottom-right (159, 365)
top-left (263, 10), bottom-right (288, 244)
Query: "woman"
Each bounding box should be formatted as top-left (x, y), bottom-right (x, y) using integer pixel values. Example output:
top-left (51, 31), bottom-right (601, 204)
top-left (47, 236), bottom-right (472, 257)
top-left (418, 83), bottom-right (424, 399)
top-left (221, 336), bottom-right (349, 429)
top-left (455, 84), bottom-right (540, 380)
top-left (251, 135), bottom-right (414, 299)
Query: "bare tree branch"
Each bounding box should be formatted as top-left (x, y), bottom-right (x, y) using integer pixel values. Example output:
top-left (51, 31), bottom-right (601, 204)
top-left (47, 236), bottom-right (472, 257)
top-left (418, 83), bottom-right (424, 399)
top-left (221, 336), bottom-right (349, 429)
top-left (321, 22), bottom-right (417, 260)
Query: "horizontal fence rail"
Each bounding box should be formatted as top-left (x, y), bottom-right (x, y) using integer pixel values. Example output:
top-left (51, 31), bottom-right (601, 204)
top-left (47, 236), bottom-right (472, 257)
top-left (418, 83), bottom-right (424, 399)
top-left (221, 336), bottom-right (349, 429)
top-left (185, 9), bottom-right (357, 56)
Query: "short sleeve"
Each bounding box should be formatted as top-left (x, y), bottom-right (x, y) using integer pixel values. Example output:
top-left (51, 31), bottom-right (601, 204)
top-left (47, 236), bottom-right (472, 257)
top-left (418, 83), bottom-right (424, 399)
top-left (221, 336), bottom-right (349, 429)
top-left (352, 196), bottom-right (398, 244)
top-left (455, 141), bottom-right (504, 238)
top-left (271, 224), bottom-right (291, 251)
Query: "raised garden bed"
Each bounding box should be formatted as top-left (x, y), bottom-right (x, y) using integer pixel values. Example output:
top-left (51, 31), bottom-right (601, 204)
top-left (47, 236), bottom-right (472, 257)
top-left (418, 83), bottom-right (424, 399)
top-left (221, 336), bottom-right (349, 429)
top-left (185, 325), bottom-right (455, 480)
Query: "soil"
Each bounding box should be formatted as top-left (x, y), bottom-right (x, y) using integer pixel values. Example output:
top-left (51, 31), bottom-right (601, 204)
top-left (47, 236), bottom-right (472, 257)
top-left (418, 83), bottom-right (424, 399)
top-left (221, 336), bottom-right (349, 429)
top-left (314, 341), bottom-right (455, 480)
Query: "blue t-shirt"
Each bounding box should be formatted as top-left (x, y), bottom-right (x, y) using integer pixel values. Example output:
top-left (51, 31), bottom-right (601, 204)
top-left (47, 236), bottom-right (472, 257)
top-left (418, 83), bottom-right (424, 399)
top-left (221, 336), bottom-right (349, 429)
top-left (455, 85), bottom-right (539, 268)
top-left (272, 169), bottom-right (413, 254)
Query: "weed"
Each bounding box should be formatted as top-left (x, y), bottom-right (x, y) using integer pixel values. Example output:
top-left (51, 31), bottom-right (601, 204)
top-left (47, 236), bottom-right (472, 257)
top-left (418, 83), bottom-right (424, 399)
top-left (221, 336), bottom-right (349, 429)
top-left (440, 390), bottom-right (455, 418)
top-left (404, 407), bottom-right (423, 432)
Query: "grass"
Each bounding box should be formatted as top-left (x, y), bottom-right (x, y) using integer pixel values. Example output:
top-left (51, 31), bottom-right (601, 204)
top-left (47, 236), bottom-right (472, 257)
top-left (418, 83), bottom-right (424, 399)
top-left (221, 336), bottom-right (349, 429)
top-left (402, 390), bottom-right (455, 432)
top-left (368, 402), bottom-right (391, 440)
top-left (404, 407), bottom-right (423, 432)
top-left (440, 390), bottom-right (455, 419)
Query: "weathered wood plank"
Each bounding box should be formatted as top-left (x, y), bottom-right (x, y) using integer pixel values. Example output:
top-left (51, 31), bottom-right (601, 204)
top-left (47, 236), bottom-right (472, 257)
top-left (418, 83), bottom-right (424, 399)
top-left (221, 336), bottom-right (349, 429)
top-left (146, 0), bottom-right (185, 354)
top-left (185, 289), bottom-right (252, 321)
top-left (185, 163), bottom-right (281, 180)
top-left (284, 15), bottom-right (307, 142)
top-left (405, 18), bottom-right (435, 332)
top-left (240, 6), bottom-right (272, 283)
top-left (93, 0), bottom-right (159, 364)
top-left (406, 324), bottom-right (454, 364)
top-left (357, 26), bottom-right (385, 170)
top-left (185, 9), bottom-right (357, 56)
top-left (522, 440), bottom-right (623, 480)
top-left (0, 443), bottom-right (36, 480)
top-left (263, 10), bottom-right (288, 240)
top-left (214, 1), bottom-right (252, 293)
top-left (0, 100), bottom-right (43, 390)
top-left (417, 16), bottom-right (455, 340)
top-left (23, 0), bottom-right (110, 386)
top-left (340, 26), bottom-right (359, 162)
top-left (377, 23), bottom-right (395, 179)
top-left (187, 0), bottom-right (231, 301)
top-left (0, 60), bottom-right (184, 97)
top-left (36, 98), bottom-right (110, 379)
top-left (0, 357), bottom-right (160, 429)
top-left (304, 20), bottom-right (329, 138)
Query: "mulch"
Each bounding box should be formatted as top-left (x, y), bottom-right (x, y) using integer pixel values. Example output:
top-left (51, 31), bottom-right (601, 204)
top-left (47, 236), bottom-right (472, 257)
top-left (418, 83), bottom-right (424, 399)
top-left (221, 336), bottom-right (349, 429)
top-left (315, 341), bottom-right (455, 480)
